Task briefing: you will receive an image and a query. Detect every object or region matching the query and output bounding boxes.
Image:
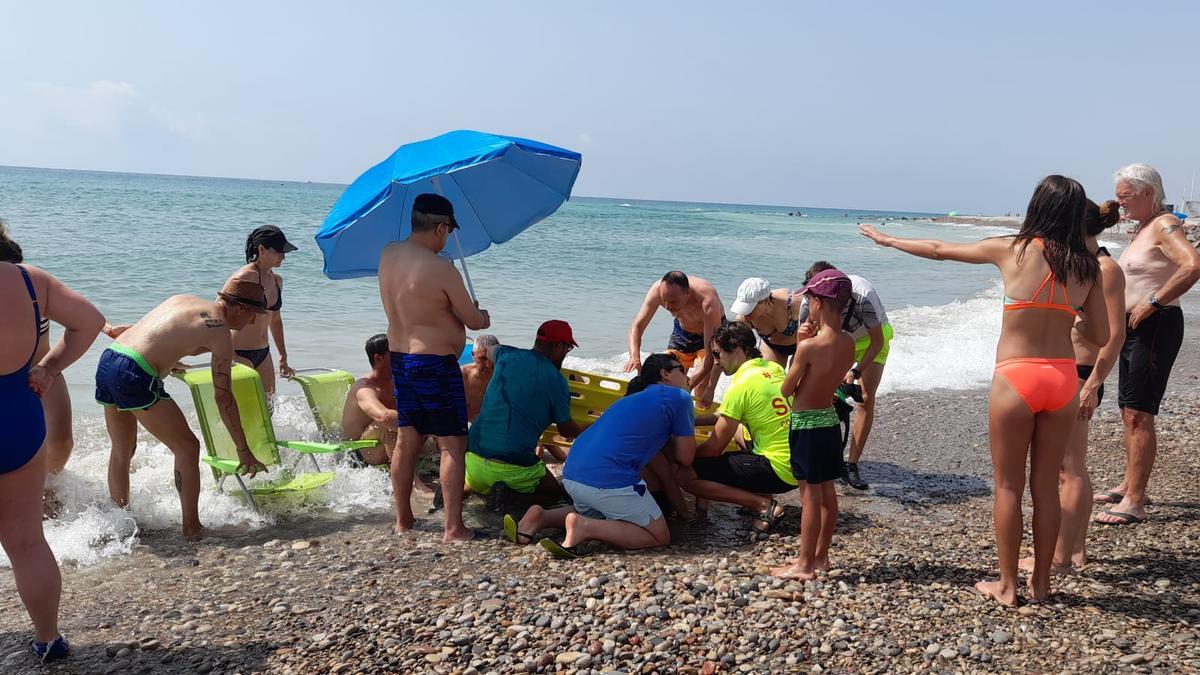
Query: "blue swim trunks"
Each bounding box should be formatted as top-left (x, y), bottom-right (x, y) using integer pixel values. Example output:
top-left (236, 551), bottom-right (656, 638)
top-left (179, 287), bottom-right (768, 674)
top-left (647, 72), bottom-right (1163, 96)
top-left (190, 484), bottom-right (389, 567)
top-left (95, 344), bottom-right (171, 411)
top-left (390, 352), bottom-right (468, 437)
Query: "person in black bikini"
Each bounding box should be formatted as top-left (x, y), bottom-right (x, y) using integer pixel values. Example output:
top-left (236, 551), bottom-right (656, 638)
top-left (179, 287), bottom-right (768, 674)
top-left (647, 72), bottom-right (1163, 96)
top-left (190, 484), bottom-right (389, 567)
top-left (730, 278), bottom-right (815, 367)
top-left (227, 225), bottom-right (297, 398)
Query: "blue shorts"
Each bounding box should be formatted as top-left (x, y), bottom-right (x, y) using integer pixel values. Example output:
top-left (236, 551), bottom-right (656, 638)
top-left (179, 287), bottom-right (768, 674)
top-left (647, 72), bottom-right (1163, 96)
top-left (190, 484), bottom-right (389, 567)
top-left (390, 352), bottom-right (468, 437)
top-left (563, 479), bottom-right (663, 527)
top-left (95, 344), bottom-right (170, 412)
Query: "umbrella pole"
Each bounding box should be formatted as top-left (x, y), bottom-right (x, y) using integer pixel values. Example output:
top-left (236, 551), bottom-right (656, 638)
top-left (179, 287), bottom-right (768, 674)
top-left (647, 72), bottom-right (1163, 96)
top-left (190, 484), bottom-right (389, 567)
top-left (432, 175), bottom-right (478, 303)
top-left (453, 230), bottom-right (478, 303)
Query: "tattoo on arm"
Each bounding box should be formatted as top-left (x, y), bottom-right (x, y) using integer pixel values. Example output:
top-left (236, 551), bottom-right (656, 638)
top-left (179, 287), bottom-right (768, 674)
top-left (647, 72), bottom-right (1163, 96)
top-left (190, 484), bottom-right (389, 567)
top-left (174, 469), bottom-right (183, 494)
top-left (1163, 224), bottom-right (1179, 235)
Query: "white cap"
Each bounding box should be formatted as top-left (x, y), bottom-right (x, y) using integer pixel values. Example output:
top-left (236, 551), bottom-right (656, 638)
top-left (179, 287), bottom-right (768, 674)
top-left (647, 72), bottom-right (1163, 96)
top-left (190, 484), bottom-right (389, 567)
top-left (730, 277), bottom-right (772, 317)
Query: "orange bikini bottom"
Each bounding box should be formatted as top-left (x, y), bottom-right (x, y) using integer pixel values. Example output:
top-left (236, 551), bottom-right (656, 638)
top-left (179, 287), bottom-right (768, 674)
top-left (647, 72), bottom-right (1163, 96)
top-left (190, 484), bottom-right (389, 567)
top-left (994, 358), bottom-right (1077, 413)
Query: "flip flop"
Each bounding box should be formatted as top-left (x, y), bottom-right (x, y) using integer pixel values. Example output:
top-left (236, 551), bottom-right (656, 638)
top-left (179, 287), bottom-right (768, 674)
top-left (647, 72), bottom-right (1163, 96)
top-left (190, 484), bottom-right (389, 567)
top-left (751, 498), bottom-right (784, 534)
top-left (502, 514), bottom-right (535, 545)
top-left (1093, 490), bottom-right (1152, 505)
top-left (1095, 509), bottom-right (1145, 525)
top-left (539, 538), bottom-right (590, 559)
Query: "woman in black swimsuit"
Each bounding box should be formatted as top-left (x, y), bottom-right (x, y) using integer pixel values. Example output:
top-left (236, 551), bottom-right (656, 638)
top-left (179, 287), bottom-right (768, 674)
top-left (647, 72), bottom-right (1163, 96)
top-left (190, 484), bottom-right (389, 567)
top-left (729, 277), bottom-right (814, 367)
top-left (227, 225), bottom-right (297, 397)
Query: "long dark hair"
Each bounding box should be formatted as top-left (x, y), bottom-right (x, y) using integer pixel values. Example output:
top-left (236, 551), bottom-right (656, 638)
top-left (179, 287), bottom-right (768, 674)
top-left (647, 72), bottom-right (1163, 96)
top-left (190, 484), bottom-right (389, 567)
top-left (1015, 175), bottom-right (1099, 284)
top-left (1083, 199), bottom-right (1120, 237)
top-left (625, 353), bottom-right (681, 396)
top-left (245, 233), bottom-right (262, 263)
top-left (0, 218), bottom-right (23, 263)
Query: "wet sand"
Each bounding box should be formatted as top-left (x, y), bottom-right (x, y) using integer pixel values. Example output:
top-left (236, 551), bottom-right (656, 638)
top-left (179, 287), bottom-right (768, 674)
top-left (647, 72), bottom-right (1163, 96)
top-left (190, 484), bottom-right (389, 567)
top-left (3, 309), bottom-right (1200, 673)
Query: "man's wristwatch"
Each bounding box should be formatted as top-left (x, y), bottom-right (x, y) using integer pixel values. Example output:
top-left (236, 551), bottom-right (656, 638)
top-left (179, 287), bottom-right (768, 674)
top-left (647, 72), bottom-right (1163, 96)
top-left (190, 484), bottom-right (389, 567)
top-left (1149, 294), bottom-right (1166, 310)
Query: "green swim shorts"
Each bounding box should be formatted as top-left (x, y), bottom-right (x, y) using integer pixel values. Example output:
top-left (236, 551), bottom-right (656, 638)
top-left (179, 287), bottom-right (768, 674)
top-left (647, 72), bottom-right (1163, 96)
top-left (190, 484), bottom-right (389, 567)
top-left (464, 452), bottom-right (547, 495)
top-left (854, 323), bottom-right (894, 366)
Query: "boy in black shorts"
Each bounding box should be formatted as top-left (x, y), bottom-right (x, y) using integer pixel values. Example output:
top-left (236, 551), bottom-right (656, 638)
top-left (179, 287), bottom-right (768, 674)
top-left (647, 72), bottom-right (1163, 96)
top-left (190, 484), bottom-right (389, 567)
top-left (773, 269), bottom-right (855, 580)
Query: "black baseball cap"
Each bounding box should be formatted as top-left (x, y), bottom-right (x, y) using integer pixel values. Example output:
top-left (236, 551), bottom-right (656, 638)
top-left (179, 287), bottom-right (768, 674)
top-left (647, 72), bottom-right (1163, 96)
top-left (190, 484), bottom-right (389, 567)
top-left (413, 193), bottom-right (458, 228)
top-left (248, 225), bottom-right (298, 253)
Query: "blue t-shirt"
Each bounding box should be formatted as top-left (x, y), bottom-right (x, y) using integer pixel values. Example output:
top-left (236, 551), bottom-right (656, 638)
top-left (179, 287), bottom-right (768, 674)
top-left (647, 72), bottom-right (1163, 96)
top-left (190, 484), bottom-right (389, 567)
top-left (562, 384), bottom-right (696, 489)
top-left (467, 346), bottom-right (572, 466)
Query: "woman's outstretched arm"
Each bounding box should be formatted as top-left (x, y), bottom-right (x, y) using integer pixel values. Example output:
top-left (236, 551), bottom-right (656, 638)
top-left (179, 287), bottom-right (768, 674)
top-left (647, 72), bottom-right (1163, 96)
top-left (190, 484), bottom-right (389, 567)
top-left (860, 224), bottom-right (1009, 265)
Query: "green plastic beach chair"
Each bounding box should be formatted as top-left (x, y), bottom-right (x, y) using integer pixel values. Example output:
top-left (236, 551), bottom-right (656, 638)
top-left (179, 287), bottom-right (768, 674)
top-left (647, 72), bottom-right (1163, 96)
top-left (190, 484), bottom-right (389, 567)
top-left (173, 364), bottom-right (362, 512)
top-left (290, 368), bottom-right (378, 448)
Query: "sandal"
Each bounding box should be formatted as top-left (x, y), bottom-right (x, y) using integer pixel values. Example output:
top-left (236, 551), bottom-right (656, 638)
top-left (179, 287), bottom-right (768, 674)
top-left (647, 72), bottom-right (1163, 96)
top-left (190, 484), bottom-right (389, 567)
top-left (539, 538), bottom-right (590, 559)
top-left (751, 498), bottom-right (784, 534)
top-left (1093, 490), bottom-right (1152, 505)
top-left (502, 514), bottom-right (535, 545)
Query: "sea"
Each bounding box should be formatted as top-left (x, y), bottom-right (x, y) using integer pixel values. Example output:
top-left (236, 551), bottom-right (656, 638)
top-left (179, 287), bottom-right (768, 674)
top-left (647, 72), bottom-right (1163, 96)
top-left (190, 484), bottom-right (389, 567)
top-left (0, 165), bottom-right (1120, 567)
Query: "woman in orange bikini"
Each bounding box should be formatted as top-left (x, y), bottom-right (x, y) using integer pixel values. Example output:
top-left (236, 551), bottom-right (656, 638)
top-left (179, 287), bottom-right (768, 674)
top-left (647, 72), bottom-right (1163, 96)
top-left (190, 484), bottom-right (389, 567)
top-left (860, 175), bottom-right (1108, 606)
top-left (1017, 199), bottom-right (1125, 574)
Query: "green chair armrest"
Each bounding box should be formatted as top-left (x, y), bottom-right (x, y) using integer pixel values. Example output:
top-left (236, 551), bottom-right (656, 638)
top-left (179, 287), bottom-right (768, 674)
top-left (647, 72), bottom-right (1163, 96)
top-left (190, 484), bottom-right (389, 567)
top-left (278, 439), bottom-right (372, 455)
top-left (201, 457), bottom-right (241, 474)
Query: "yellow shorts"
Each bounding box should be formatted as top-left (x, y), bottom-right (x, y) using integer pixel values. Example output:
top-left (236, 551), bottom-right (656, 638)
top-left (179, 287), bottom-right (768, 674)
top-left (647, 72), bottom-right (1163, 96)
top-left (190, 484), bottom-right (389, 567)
top-left (854, 323), bottom-right (893, 366)
top-left (464, 452), bottom-right (547, 495)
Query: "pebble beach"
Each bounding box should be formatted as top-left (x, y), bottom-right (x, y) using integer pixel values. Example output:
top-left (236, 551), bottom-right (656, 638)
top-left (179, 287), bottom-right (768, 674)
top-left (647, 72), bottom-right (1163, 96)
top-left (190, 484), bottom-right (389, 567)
top-left (3, 301), bottom-right (1198, 675)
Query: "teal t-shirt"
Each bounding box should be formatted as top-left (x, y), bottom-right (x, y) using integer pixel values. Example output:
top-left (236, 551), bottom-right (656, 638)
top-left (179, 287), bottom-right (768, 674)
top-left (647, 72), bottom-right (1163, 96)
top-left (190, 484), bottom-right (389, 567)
top-left (467, 346), bottom-right (572, 466)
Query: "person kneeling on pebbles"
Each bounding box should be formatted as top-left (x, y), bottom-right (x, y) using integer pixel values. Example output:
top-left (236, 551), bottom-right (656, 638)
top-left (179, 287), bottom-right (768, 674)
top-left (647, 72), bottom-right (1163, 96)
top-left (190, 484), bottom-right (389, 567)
top-left (464, 321), bottom-right (588, 512)
top-left (503, 353), bottom-right (697, 558)
top-left (676, 321), bottom-right (796, 533)
top-left (772, 270), bottom-right (856, 580)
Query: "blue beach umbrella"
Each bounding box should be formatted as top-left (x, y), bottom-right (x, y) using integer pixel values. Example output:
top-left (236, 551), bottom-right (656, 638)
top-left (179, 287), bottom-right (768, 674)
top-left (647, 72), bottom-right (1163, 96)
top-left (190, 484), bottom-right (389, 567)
top-left (315, 130), bottom-right (583, 297)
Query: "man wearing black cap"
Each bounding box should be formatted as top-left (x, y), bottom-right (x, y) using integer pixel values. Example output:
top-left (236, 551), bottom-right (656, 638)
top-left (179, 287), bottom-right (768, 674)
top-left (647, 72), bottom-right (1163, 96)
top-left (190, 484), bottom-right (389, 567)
top-left (380, 193), bottom-right (492, 543)
top-left (99, 278), bottom-right (270, 540)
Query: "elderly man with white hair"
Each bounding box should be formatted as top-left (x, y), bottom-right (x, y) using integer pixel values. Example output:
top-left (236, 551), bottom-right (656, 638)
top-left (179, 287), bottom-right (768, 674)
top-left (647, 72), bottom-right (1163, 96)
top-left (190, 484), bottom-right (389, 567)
top-left (1094, 163), bottom-right (1200, 525)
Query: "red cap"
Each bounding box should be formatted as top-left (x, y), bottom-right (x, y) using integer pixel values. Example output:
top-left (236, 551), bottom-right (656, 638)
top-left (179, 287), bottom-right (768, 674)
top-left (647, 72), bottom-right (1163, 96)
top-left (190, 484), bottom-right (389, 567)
top-left (536, 320), bottom-right (578, 347)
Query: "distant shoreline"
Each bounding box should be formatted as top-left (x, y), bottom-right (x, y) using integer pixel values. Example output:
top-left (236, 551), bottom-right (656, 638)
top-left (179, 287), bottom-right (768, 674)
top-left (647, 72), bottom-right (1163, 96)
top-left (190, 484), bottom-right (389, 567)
top-left (931, 214), bottom-right (1140, 244)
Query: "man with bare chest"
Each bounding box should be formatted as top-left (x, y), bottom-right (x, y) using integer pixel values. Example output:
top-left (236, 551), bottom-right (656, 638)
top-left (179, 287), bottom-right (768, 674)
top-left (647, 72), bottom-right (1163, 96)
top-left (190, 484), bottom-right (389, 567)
top-left (341, 334), bottom-right (397, 466)
top-left (1095, 164), bottom-right (1200, 525)
top-left (379, 194), bottom-right (491, 543)
top-left (625, 271), bottom-right (726, 407)
top-left (98, 279), bottom-right (268, 540)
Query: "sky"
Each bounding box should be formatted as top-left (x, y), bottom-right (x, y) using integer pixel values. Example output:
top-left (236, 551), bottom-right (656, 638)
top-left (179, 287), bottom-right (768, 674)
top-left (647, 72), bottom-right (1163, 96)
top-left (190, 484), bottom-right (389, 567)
top-left (1, 1), bottom-right (1198, 213)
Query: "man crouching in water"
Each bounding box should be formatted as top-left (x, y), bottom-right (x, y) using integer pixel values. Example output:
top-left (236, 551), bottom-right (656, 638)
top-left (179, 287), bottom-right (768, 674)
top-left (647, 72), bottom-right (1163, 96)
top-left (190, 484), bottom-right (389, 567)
top-left (101, 279), bottom-right (269, 540)
top-left (380, 193), bottom-right (491, 543)
top-left (342, 334), bottom-right (398, 467)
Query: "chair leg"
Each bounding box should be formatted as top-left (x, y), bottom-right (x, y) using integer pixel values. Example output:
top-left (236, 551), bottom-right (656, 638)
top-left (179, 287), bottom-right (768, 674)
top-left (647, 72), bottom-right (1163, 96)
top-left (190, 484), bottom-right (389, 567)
top-left (308, 454), bottom-right (322, 472)
top-left (233, 475), bottom-right (260, 514)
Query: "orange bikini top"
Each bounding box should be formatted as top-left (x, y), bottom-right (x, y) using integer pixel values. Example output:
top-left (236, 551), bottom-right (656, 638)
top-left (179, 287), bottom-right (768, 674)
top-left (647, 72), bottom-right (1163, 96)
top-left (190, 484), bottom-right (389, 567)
top-left (1002, 239), bottom-right (1082, 317)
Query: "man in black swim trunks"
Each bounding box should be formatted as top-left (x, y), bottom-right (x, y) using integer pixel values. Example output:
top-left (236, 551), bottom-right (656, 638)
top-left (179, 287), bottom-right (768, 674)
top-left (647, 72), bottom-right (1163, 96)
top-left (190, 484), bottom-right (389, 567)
top-left (1095, 166), bottom-right (1200, 525)
top-left (625, 271), bottom-right (726, 407)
